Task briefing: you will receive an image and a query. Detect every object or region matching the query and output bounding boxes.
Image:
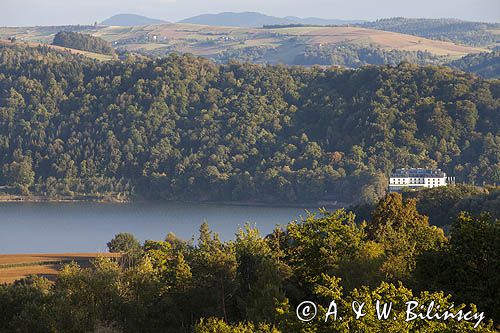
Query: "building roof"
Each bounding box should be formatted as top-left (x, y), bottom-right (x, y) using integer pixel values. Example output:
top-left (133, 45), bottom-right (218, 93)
top-left (390, 168), bottom-right (446, 178)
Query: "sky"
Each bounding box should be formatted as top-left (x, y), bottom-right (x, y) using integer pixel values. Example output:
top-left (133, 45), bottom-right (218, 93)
top-left (0, 0), bottom-right (498, 26)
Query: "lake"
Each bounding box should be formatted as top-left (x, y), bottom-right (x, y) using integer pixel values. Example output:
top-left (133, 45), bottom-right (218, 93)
top-left (0, 202), bottom-right (318, 254)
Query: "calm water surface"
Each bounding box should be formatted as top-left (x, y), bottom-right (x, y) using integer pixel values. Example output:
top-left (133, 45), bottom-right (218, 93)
top-left (0, 202), bottom-right (317, 253)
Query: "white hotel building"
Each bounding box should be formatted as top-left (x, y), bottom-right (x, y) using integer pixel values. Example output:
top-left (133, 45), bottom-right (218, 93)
top-left (388, 168), bottom-right (455, 193)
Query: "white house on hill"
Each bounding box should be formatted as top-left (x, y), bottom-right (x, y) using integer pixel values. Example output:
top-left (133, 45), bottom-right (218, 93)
top-left (388, 168), bottom-right (455, 192)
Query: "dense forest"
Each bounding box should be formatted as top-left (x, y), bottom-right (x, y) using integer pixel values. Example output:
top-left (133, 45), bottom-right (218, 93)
top-left (52, 31), bottom-right (115, 55)
top-left (142, 42), bottom-right (445, 68)
top-left (213, 42), bottom-right (447, 67)
top-left (0, 44), bottom-right (499, 204)
top-left (448, 52), bottom-right (500, 79)
top-left (362, 18), bottom-right (500, 47)
top-left (353, 184), bottom-right (500, 228)
top-left (211, 45), bottom-right (271, 64)
top-left (0, 193), bottom-right (498, 332)
top-left (293, 43), bottom-right (444, 67)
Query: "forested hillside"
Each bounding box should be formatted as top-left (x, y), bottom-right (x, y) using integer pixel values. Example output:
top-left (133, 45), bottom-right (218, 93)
top-left (52, 31), bottom-right (115, 55)
top-left (292, 43), bottom-right (444, 67)
top-left (448, 52), bottom-right (500, 79)
top-left (0, 44), bottom-right (499, 203)
top-left (212, 43), bottom-right (445, 67)
top-left (362, 18), bottom-right (500, 48)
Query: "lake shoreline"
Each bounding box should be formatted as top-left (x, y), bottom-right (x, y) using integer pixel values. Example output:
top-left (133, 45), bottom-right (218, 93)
top-left (0, 194), bottom-right (125, 204)
top-left (0, 194), bottom-right (346, 209)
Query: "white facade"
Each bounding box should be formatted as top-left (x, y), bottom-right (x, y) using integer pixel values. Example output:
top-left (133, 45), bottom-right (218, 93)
top-left (388, 168), bottom-right (454, 192)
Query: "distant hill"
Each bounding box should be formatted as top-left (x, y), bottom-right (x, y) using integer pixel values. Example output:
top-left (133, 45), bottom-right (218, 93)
top-left (362, 17), bottom-right (500, 48)
top-left (180, 12), bottom-right (365, 27)
top-left (285, 16), bottom-right (365, 25)
top-left (101, 14), bottom-right (167, 26)
top-left (448, 52), bottom-right (500, 79)
top-left (179, 12), bottom-right (291, 27)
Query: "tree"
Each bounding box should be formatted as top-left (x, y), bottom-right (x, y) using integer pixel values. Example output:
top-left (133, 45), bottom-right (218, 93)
top-left (52, 31), bottom-right (115, 55)
top-left (190, 222), bottom-right (237, 322)
top-left (3, 153), bottom-right (35, 195)
top-left (235, 225), bottom-right (284, 323)
top-left (368, 193), bottom-right (446, 283)
top-left (107, 232), bottom-right (142, 267)
top-left (173, 252), bottom-right (193, 292)
top-left (416, 212), bottom-right (500, 323)
top-left (285, 209), bottom-right (367, 293)
top-left (107, 233), bottom-right (141, 253)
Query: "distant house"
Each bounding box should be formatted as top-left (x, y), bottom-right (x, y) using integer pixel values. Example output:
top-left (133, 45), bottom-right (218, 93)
top-left (388, 168), bottom-right (455, 192)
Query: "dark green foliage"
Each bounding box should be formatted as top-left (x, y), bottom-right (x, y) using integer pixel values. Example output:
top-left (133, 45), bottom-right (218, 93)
top-left (107, 233), bottom-right (141, 253)
top-left (353, 184), bottom-right (500, 226)
top-left (0, 44), bottom-right (499, 204)
top-left (368, 193), bottom-right (446, 283)
top-left (235, 227), bottom-right (284, 323)
top-left (284, 209), bottom-right (368, 292)
top-left (404, 184), bottom-right (500, 227)
top-left (448, 52), bottom-right (500, 79)
top-left (352, 185), bottom-right (500, 231)
top-left (415, 213), bottom-right (500, 323)
top-left (107, 232), bottom-right (143, 266)
top-left (1, 150), bottom-right (34, 194)
top-left (52, 31), bottom-right (115, 55)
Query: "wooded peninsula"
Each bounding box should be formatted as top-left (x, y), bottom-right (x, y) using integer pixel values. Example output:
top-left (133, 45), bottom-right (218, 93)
top-left (0, 44), bottom-right (499, 205)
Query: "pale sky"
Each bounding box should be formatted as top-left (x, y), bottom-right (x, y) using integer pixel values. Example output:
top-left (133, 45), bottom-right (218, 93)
top-left (0, 0), bottom-right (498, 26)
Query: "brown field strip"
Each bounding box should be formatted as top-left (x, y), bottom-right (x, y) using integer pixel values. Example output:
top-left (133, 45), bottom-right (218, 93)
top-left (0, 253), bottom-right (121, 284)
